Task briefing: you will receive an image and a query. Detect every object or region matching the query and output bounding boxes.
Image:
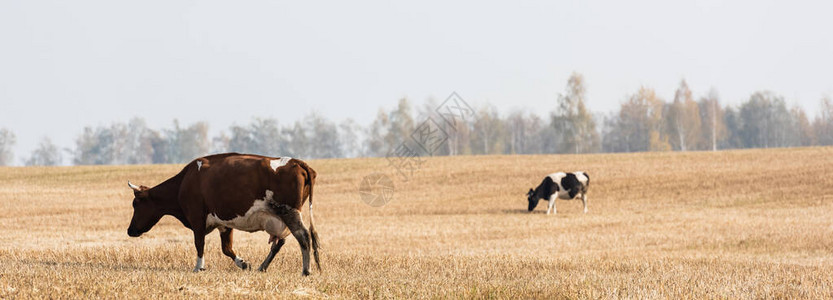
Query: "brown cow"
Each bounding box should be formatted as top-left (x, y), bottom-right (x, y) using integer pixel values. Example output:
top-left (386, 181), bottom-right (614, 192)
top-left (126, 153), bottom-right (321, 275)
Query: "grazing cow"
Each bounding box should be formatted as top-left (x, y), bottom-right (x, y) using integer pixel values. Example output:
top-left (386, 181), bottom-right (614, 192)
top-left (126, 153), bottom-right (321, 275)
top-left (527, 172), bottom-right (590, 215)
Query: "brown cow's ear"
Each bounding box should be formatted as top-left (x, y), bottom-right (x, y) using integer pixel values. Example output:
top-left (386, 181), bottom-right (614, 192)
top-left (133, 189), bottom-right (150, 199)
top-left (128, 181), bottom-right (150, 199)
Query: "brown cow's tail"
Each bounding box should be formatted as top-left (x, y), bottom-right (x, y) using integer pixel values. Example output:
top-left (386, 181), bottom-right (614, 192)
top-left (300, 161), bottom-right (321, 272)
top-left (308, 176), bottom-right (321, 272)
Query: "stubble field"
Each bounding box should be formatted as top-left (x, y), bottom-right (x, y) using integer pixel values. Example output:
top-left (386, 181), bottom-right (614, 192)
top-left (1, 147), bottom-right (832, 299)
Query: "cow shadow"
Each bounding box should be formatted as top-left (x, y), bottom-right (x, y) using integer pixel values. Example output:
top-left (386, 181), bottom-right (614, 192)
top-left (499, 209), bottom-right (546, 215)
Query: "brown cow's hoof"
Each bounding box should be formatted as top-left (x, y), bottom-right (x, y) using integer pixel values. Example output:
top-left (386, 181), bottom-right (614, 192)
top-left (234, 257), bottom-right (249, 270)
top-left (302, 270), bottom-right (310, 276)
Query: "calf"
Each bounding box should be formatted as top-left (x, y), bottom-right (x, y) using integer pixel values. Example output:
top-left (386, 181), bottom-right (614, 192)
top-left (527, 172), bottom-right (590, 214)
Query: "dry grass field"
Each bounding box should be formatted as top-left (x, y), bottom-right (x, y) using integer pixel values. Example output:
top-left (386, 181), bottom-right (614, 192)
top-left (1, 147), bottom-right (832, 299)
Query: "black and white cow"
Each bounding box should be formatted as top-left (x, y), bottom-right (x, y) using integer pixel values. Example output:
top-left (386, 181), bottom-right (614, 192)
top-left (527, 172), bottom-right (590, 214)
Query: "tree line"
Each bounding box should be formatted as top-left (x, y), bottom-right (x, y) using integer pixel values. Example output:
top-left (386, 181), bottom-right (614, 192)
top-left (1, 73), bottom-right (832, 166)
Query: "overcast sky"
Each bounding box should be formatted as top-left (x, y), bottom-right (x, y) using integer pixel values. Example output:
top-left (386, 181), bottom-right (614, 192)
top-left (1, 0), bottom-right (831, 164)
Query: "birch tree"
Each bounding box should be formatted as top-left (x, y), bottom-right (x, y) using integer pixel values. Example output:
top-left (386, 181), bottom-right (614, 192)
top-left (552, 72), bottom-right (599, 154)
top-left (0, 128), bottom-right (15, 166)
top-left (698, 89), bottom-right (726, 151)
top-left (666, 80), bottom-right (701, 151)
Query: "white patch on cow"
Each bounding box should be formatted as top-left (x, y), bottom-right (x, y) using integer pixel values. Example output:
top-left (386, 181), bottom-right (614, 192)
top-left (193, 256), bottom-right (205, 272)
top-left (546, 172), bottom-right (567, 183)
top-left (574, 171), bottom-right (589, 214)
top-left (206, 190), bottom-right (290, 239)
top-left (270, 157), bottom-right (292, 172)
top-left (196, 161), bottom-right (202, 171)
top-left (234, 256), bottom-right (246, 269)
top-left (574, 171), bottom-right (588, 185)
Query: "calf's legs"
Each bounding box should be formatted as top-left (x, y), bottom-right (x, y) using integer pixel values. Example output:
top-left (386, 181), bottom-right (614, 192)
top-left (258, 238), bottom-right (286, 272)
top-left (281, 209), bottom-right (312, 276)
top-left (261, 204), bottom-right (314, 276)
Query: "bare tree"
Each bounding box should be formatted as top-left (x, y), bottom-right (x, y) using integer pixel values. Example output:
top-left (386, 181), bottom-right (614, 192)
top-left (470, 105), bottom-right (504, 155)
top-left (601, 112), bottom-right (627, 152)
top-left (552, 72), bottom-right (600, 154)
top-left (248, 118), bottom-right (285, 156)
top-left (666, 80), bottom-right (701, 151)
top-left (698, 89), bottom-right (726, 151)
top-left (506, 110), bottom-right (543, 154)
top-left (414, 98), bottom-right (449, 157)
top-left (305, 112), bottom-right (342, 159)
top-left (385, 98), bottom-right (415, 150)
top-left (442, 109), bottom-right (472, 156)
top-left (613, 87), bottom-right (668, 152)
top-left (722, 107), bottom-right (744, 149)
top-left (790, 105), bottom-right (815, 146)
top-left (364, 109), bottom-right (389, 157)
top-left (228, 124), bottom-right (254, 154)
top-left (164, 120), bottom-right (210, 163)
top-left (211, 131), bottom-right (230, 154)
top-left (738, 92), bottom-right (793, 148)
top-left (283, 121), bottom-right (309, 158)
top-left (339, 118), bottom-right (362, 158)
top-left (73, 125), bottom-right (115, 165)
top-left (72, 119), bottom-right (168, 165)
top-left (814, 96), bottom-right (833, 146)
top-left (124, 118), bottom-right (156, 164)
top-left (0, 128), bottom-right (15, 166)
top-left (25, 137), bottom-right (62, 166)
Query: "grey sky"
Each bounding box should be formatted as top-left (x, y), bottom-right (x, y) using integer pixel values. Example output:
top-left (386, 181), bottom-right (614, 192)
top-left (1, 0), bottom-right (831, 164)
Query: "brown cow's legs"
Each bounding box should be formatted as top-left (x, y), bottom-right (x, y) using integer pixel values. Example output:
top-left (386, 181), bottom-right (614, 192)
top-left (220, 229), bottom-right (249, 270)
top-left (192, 228), bottom-right (207, 272)
top-left (257, 238), bottom-right (286, 272)
top-left (280, 208), bottom-right (312, 276)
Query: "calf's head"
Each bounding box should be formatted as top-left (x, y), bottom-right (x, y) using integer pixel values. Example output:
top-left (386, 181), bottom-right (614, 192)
top-left (527, 188), bottom-right (540, 212)
top-left (127, 181), bottom-right (163, 237)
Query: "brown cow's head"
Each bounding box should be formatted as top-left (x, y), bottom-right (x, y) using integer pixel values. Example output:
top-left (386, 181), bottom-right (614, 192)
top-left (127, 181), bottom-right (163, 237)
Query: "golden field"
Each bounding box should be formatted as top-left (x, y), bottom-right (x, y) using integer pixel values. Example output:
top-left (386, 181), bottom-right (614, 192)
top-left (1, 147), bottom-right (832, 299)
